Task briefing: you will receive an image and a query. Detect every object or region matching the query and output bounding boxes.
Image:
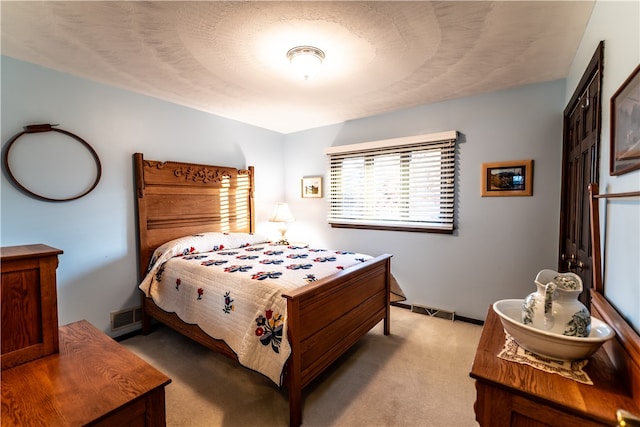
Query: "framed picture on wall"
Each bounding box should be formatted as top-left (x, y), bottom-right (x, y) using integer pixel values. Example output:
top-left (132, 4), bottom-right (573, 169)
top-left (301, 176), bottom-right (322, 198)
top-left (610, 64), bottom-right (640, 176)
top-left (481, 160), bottom-right (533, 197)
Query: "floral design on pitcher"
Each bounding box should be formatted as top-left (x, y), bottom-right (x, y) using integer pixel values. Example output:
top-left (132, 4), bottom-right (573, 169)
top-left (563, 308), bottom-right (591, 336)
top-left (554, 274), bottom-right (580, 290)
top-left (543, 282), bottom-right (557, 325)
top-left (522, 269), bottom-right (591, 337)
top-left (522, 297), bottom-right (536, 325)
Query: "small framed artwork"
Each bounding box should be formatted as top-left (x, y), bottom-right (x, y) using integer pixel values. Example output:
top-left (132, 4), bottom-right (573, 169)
top-left (481, 160), bottom-right (533, 197)
top-left (610, 64), bottom-right (640, 176)
top-left (301, 176), bottom-right (322, 198)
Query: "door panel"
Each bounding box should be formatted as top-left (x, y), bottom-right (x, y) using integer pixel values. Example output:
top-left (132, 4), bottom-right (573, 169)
top-left (559, 42), bottom-right (603, 307)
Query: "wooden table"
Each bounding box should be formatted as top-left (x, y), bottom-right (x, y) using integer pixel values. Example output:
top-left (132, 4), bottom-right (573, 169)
top-left (2, 320), bottom-right (171, 426)
top-left (469, 306), bottom-right (638, 426)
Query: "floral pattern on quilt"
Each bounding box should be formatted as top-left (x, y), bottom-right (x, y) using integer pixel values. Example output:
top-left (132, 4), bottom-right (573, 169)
top-left (255, 309), bottom-right (284, 353)
top-left (223, 291), bottom-right (234, 314)
top-left (251, 271), bottom-right (283, 280)
top-left (138, 235), bottom-right (372, 386)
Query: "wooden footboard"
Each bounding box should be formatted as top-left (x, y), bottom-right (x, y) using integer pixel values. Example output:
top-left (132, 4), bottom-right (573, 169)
top-left (284, 253), bottom-right (392, 426)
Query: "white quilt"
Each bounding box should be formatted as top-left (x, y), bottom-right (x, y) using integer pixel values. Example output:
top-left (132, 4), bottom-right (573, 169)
top-left (138, 232), bottom-right (372, 385)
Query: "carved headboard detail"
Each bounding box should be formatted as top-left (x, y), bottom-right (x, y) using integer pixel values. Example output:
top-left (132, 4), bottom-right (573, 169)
top-left (133, 153), bottom-right (255, 278)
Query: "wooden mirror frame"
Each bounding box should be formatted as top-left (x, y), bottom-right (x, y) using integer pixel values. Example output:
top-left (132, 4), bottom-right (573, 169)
top-left (588, 183), bottom-right (640, 406)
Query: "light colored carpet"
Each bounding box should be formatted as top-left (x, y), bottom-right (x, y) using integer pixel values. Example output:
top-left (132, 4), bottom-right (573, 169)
top-left (121, 306), bottom-right (482, 427)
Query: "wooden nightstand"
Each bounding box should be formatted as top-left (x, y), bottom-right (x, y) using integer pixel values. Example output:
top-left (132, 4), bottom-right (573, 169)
top-left (1, 320), bottom-right (171, 426)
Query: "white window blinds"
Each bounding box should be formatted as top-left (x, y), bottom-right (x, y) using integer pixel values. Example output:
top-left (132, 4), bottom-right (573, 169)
top-left (325, 131), bottom-right (458, 232)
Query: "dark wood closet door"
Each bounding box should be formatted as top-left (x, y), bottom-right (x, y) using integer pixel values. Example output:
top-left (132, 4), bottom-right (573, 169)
top-left (559, 41), bottom-right (604, 307)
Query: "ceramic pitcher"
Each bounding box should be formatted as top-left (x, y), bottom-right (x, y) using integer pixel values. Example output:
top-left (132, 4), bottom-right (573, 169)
top-left (521, 269), bottom-right (591, 337)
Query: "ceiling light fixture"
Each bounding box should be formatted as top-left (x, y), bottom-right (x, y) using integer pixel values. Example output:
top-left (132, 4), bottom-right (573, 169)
top-left (287, 46), bottom-right (325, 80)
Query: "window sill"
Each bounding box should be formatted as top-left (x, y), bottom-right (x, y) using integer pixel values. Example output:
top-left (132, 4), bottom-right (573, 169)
top-left (329, 222), bottom-right (454, 234)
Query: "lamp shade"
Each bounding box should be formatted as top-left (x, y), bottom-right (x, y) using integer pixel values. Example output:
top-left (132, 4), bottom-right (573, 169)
top-left (269, 203), bottom-right (294, 223)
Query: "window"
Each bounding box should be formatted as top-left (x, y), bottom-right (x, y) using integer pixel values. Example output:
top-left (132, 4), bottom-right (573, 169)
top-left (325, 131), bottom-right (457, 233)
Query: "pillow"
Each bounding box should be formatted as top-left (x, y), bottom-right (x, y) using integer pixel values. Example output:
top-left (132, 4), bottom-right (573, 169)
top-left (148, 232), bottom-right (270, 271)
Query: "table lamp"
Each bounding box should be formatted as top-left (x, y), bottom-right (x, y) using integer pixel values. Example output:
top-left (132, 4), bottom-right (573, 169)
top-left (269, 203), bottom-right (294, 245)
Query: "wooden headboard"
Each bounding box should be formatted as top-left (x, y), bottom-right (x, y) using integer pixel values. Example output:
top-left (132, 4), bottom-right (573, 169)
top-left (134, 153), bottom-right (255, 278)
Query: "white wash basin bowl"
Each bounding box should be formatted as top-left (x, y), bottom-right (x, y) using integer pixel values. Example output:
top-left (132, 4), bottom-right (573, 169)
top-left (493, 299), bottom-right (615, 360)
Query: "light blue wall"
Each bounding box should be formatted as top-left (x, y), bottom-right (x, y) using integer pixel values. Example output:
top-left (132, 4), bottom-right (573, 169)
top-left (2, 0), bottom-right (634, 331)
top-left (1, 56), bottom-right (285, 335)
top-left (283, 80), bottom-right (565, 321)
top-left (0, 59), bottom-right (568, 328)
top-left (566, 0), bottom-right (640, 330)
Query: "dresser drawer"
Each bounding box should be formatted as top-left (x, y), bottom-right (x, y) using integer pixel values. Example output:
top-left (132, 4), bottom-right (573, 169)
top-left (1, 244), bottom-right (63, 369)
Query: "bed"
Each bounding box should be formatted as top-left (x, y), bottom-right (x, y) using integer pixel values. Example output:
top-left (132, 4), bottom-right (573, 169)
top-left (133, 153), bottom-right (393, 427)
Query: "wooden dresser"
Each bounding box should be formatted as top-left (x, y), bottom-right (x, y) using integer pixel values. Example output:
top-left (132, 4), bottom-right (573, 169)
top-left (1, 244), bottom-right (63, 369)
top-left (2, 320), bottom-right (172, 426)
top-left (470, 304), bottom-right (640, 426)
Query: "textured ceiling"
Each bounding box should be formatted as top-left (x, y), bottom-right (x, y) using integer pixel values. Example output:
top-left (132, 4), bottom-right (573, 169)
top-left (1, 1), bottom-right (594, 134)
